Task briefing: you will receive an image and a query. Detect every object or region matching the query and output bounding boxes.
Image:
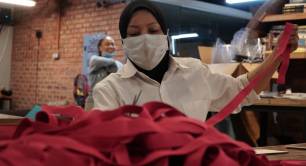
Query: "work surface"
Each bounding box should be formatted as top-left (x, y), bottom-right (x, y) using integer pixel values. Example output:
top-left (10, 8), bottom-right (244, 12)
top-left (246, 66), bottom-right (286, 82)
top-left (256, 143), bottom-right (306, 160)
top-left (254, 98), bottom-right (306, 107)
top-left (243, 97), bottom-right (306, 146)
top-left (0, 113), bottom-right (22, 125)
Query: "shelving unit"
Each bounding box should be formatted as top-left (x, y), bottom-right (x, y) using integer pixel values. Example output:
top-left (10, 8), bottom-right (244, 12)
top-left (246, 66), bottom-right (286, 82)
top-left (244, 7), bottom-right (306, 147)
top-left (262, 13), bottom-right (306, 59)
top-left (265, 50), bottom-right (306, 59)
top-left (261, 12), bottom-right (306, 95)
top-left (262, 13), bottom-right (306, 23)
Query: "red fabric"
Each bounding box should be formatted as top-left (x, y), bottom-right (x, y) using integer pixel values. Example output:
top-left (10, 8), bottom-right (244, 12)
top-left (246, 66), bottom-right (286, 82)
top-left (1, 102), bottom-right (305, 165)
top-left (270, 161), bottom-right (306, 166)
top-left (36, 104), bottom-right (84, 126)
top-left (0, 125), bottom-right (17, 140)
top-left (276, 48), bottom-right (291, 84)
top-left (1, 102), bottom-right (270, 166)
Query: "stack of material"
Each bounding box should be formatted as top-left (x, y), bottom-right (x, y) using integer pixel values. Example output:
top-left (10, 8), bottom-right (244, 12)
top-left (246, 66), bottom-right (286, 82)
top-left (0, 102), bottom-right (270, 166)
top-left (297, 25), bottom-right (306, 47)
top-left (283, 0), bottom-right (306, 14)
top-left (266, 25), bottom-right (306, 50)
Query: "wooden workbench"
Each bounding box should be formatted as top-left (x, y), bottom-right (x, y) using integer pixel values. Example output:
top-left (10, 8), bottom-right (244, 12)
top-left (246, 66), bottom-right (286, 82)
top-left (0, 113), bottom-right (22, 125)
top-left (254, 98), bottom-right (306, 107)
top-left (243, 98), bottom-right (306, 146)
top-left (256, 143), bottom-right (306, 160)
top-left (0, 114), bottom-right (23, 140)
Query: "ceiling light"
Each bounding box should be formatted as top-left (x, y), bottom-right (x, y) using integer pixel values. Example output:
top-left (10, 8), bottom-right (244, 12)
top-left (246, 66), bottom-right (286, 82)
top-left (172, 33), bottom-right (199, 40)
top-left (0, 0), bottom-right (36, 7)
top-left (226, 0), bottom-right (264, 4)
top-left (171, 33), bottom-right (199, 55)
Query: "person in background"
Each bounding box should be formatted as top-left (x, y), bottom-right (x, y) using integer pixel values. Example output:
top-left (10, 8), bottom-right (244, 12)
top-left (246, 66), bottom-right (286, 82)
top-left (93, 0), bottom-right (298, 121)
top-left (85, 35), bottom-right (123, 111)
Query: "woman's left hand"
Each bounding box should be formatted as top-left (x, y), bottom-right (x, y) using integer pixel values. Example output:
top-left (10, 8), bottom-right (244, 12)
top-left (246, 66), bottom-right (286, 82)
top-left (289, 24), bottom-right (299, 53)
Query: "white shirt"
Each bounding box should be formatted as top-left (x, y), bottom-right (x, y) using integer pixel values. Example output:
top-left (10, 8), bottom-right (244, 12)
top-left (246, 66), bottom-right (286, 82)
top-left (93, 56), bottom-right (259, 120)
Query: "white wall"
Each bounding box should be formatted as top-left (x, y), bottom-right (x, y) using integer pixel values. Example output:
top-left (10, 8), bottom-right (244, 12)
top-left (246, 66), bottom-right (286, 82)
top-left (0, 26), bottom-right (13, 89)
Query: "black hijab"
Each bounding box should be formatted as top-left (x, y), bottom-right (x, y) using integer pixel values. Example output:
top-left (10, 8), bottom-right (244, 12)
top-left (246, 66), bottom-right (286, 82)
top-left (119, 0), bottom-right (169, 83)
top-left (119, 0), bottom-right (167, 39)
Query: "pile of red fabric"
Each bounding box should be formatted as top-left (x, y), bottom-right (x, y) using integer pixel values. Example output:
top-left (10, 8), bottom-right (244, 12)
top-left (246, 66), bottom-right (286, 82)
top-left (1, 102), bottom-right (305, 166)
top-left (0, 102), bottom-right (270, 166)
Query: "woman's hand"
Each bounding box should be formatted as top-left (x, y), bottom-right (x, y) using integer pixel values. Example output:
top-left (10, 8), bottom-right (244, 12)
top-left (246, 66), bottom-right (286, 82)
top-left (288, 25), bottom-right (299, 53)
top-left (273, 25), bottom-right (299, 54)
top-left (248, 24), bottom-right (299, 94)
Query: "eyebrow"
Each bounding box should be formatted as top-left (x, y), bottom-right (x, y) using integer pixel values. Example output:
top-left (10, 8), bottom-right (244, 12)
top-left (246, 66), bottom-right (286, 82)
top-left (128, 22), bottom-right (159, 28)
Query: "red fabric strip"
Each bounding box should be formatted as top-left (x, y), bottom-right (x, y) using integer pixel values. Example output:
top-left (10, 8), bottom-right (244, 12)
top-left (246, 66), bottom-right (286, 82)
top-left (277, 48), bottom-right (291, 84)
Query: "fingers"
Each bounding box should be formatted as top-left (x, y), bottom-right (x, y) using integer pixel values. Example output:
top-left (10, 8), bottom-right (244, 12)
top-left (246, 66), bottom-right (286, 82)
top-left (273, 24), bottom-right (299, 53)
top-left (289, 33), bottom-right (299, 52)
top-left (284, 24), bottom-right (298, 47)
top-left (289, 35), bottom-right (299, 43)
top-left (289, 25), bottom-right (299, 52)
top-left (293, 24), bottom-right (298, 30)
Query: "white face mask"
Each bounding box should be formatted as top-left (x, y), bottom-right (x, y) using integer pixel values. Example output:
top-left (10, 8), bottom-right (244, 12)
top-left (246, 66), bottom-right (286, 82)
top-left (123, 34), bottom-right (168, 70)
top-left (101, 51), bottom-right (116, 58)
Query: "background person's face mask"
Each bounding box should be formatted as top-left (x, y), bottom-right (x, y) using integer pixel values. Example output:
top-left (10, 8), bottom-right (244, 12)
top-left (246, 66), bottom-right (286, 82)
top-left (123, 34), bottom-right (168, 70)
top-left (101, 51), bottom-right (116, 58)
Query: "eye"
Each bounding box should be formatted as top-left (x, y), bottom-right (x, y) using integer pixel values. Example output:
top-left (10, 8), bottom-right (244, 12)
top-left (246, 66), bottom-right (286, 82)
top-left (149, 30), bottom-right (159, 34)
top-left (128, 33), bottom-right (140, 37)
top-left (127, 27), bottom-right (140, 37)
top-left (149, 27), bottom-right (162, 34)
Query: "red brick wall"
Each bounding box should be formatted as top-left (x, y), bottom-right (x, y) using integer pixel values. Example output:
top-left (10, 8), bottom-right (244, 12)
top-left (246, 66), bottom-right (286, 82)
top-left (11, 0), bottom-right (126, 110)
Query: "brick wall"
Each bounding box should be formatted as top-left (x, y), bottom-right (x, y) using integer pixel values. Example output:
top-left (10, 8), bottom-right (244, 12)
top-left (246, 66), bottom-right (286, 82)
top-left (11, 0), bottom-right (126, 110)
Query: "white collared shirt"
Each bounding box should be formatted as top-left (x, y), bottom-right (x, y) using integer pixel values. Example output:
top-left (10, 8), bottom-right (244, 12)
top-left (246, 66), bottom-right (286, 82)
top-left (93, 56), bottom-right (259, 120)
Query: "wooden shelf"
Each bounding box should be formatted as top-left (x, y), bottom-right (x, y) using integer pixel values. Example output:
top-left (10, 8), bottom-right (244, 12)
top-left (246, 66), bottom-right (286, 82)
top-left (265, 50), bottom-right (306, 59)
top-left (255, 98), bottom-right (306, 107)
top-left (262, 13), bottom-right (306, 23)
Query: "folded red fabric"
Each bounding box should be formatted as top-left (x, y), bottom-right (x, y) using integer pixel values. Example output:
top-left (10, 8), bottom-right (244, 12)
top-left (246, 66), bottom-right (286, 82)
top-left (0, 125), bottom-right (16, 140)
top-left (1, 102), bottom-right (305, 166)
top-left (1, 102), bottom-right (269, 166)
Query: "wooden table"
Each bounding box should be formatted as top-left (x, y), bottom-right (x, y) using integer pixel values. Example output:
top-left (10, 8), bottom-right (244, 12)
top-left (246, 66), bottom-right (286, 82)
top-left (256, 143), bottom-right (306, 160)
top-left (0, 114), bottom-right (23, 139)
top-left (0, 113), bottom-right (22, 125)
top-left (243, 98), bottom-right (306, 146)
top-left (254, 98), bottom-right (306, 107)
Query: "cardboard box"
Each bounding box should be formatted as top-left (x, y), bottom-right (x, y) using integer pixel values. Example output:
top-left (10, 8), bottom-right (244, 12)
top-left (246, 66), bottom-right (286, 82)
top-left (208, 63), bottom-right (278, 79)
top-left (198, 46), bottom-right (213, 64)
top-left (198, 46), bottom-right (278, 79)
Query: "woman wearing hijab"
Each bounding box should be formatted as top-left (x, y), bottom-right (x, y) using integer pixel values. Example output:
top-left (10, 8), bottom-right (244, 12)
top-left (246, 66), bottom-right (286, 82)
top-left (93, 0), bottom-right (298, 120)
top-left (85, 35), bottom-right (123, 111)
